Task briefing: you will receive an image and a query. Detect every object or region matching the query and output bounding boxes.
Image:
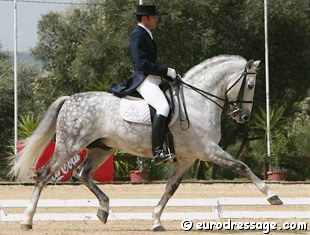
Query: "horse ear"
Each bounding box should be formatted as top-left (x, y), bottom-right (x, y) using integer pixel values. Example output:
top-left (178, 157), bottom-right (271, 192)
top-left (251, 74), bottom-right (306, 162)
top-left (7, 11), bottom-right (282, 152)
top-left (246, 60), bottom-right (254, 69)
top-left (246, 59), bottom-right (260, 69)
top-left (253, 60), bottom-right (260, 68)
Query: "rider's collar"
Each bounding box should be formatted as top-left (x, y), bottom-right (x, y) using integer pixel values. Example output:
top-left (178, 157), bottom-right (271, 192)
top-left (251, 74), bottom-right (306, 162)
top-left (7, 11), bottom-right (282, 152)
top-left (138, 23), bottom-right (153, 40)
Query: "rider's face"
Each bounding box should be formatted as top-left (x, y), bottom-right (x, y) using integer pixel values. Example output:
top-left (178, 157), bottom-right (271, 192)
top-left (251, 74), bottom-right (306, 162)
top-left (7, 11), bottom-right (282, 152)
top-left (143, 15), bottom-right (158, 30)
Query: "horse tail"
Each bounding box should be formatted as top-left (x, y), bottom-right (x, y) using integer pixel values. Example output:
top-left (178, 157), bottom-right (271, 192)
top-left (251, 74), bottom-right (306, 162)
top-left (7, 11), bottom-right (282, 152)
top-left (10, 96), bottom-right (69, 180)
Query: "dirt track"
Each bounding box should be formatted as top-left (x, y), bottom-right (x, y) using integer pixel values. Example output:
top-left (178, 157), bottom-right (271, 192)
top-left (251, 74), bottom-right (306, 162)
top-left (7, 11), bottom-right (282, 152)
top-left (0, 182), bottom-right (309, 235)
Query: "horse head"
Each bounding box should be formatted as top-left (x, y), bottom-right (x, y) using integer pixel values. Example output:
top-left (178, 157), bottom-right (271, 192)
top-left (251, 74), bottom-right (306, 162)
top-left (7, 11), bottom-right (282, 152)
top-left (226, 59), bottom-right (260, 123)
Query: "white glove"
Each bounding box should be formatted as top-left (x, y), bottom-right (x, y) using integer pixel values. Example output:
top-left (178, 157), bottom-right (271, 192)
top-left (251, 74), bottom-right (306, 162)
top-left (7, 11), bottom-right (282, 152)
top-left (167, 68), bottom-right (176, 79)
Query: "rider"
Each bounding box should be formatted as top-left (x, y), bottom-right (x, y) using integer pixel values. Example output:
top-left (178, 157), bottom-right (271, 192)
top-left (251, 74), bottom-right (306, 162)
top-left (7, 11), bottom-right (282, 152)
top-left (109, 5), bottom-right (177, 164)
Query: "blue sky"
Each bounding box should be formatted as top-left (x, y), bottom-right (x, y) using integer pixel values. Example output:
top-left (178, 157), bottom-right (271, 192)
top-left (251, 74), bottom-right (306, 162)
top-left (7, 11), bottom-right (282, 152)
top-left (0, 0), bottom-right (70, 51)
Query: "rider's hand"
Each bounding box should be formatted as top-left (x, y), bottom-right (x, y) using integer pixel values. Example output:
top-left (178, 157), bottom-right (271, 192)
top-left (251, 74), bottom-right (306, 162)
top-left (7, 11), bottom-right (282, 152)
top-left (167, 68), bottom-right (177, 79)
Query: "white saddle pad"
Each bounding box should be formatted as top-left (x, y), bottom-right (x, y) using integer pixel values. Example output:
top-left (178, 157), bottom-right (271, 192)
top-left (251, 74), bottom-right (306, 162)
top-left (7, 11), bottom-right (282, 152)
top-left (119, 96), bottom-right (152, 125)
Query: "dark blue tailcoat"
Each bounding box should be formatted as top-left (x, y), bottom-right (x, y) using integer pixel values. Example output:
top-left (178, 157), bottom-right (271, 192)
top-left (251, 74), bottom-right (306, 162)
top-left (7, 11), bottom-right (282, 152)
top-left (108, 25), bottom-right (168, 97)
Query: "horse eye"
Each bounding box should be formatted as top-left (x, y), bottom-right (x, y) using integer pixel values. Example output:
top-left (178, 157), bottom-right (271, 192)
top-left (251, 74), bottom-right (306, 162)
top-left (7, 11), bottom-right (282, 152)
top-left (248, 84), bottom-right (254, 89)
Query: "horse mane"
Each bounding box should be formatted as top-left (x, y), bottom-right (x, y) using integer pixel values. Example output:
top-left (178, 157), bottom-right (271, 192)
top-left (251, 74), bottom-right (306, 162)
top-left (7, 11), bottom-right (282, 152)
top-left (184, 55), bottom-right (245, 81)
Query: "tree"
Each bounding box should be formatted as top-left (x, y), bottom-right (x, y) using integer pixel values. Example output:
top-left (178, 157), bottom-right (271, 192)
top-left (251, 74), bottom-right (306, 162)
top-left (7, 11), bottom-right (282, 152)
top-left (0, 45), bottom-right (40, 152)
top-left (32, 8), bottom-right (100, 94)
top-left (0, 47), bottom-right (14, 152)
top-left (32, 0), bottom-right (310, 104)
top-left (17, 62), bottom-right (40, 115)
top-left (241, 0), bottom-right (310, 108)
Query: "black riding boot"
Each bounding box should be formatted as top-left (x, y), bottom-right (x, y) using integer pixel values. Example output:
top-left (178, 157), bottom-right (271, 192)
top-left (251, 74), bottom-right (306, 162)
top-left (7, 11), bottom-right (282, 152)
top-left (152, 114), bottom-right (172, 164)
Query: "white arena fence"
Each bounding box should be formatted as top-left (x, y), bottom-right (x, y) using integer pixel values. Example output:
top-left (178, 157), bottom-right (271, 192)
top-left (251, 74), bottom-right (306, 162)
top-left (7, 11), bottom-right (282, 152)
top-left (0, 198), bottom-right (309, 222)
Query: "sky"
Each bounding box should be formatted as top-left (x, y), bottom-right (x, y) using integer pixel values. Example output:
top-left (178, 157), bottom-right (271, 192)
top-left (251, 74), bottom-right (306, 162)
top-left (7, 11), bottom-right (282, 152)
top-left (0, 0), bottom-right (73, 52)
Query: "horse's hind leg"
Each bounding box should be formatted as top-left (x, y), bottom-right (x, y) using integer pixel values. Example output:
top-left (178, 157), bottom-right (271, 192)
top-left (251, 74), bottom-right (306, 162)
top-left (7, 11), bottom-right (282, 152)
top-left (205, 146), bottom-right (283, 205)
top-left (21, 147), bottom-right (75, 230)
top-left (152, 159), bottom-right (193, 231)
top-left (73, 144), bottom-right (113, 224)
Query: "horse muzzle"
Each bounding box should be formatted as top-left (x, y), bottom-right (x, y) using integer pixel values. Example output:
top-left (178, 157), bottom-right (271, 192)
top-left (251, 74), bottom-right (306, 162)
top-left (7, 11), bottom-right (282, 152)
top-left (228, 107), bottom-right (251, 123)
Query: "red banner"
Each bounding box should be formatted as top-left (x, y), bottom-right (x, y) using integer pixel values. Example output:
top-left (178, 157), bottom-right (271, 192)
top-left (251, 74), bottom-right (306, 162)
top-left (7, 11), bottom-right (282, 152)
top-left (19, 142), bottom-right (114, 182)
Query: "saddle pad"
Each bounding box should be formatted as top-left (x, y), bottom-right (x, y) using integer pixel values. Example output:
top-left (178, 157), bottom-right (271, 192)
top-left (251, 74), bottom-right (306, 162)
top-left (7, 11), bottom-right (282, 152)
top-left (119, 97), bottom-right (151, 125)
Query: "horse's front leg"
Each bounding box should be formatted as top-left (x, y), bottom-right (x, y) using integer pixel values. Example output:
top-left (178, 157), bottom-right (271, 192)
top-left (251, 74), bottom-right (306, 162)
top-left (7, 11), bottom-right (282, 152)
top-left (152, 158), bottom-right (193, 231)
top-left (203, 144), bottom-right (283, 205)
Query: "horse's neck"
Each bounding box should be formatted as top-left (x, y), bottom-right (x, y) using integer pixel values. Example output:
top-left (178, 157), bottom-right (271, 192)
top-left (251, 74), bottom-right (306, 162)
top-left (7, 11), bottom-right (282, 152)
top-left (183, 83), bottom-right (224, 133)
top-left (184, 60), bottom-right (245, 100)
top-left (184, 67), bottom-right (227, 100)
top-left (179, 57), bottom-right (246, 138)
top-left (182, 87), bottom-right (223, 145)
top-left (182, 63), bottom-right (234, 130)
top-left (185, 87), bottom-right (224, 115)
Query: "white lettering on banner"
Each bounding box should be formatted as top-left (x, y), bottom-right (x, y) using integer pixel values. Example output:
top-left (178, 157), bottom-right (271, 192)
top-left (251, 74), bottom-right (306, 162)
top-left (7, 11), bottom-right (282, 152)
top-left (51, 154), bottom-right (82, 181)
top-left (72, 154), bottom-right (82, 166)
top-left (52, 169), bottom-right (63, 181)
top-left (61, 164), bottom-right (69, 175)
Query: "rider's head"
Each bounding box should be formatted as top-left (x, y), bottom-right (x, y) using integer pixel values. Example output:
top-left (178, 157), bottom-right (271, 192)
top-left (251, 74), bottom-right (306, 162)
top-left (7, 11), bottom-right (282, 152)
top-left (136, 5), bottom-right (158, 30)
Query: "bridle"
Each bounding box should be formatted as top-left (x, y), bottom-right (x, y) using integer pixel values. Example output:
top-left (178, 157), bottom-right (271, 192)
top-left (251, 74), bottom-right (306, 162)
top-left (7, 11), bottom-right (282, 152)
top-left (177, 67), bottom-right (256, 112)
top-left (175, 67), bottom-right (256, 129)
top-left (225, 68), bottom-right (256, 116)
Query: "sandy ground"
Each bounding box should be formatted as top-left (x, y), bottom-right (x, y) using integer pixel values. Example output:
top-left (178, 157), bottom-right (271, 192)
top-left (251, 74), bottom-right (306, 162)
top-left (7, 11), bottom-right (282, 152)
top-left (0, 182), bottom-right (309, 235)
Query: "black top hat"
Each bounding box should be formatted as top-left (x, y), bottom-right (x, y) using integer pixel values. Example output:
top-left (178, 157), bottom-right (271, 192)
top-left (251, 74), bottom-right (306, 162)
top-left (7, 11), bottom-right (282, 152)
top-left (136, 5), bottom-right (157, 16)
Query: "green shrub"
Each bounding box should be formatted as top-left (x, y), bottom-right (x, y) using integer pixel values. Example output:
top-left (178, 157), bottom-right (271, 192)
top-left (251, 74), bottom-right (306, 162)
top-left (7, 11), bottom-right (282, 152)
top-left (18, 113), bottom-right (41, 140)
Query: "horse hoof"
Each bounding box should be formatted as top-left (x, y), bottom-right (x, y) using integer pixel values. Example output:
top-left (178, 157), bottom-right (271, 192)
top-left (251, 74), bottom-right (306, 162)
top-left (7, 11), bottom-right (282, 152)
top-left (21, 223), bottom-right (32, 230)
top-left (97, 208), bottom-right (109, 224)
top-left (152, 225), bottom-right (166, 232)
top-left (267, 195), bottom-right (283, 205)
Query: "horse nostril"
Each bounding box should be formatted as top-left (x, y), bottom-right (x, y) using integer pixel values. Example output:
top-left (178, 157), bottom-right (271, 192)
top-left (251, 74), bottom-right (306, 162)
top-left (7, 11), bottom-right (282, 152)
top-left (243, 115), bottom-right (250, 122)
top-left (242, 115), bottom-right (250, 122)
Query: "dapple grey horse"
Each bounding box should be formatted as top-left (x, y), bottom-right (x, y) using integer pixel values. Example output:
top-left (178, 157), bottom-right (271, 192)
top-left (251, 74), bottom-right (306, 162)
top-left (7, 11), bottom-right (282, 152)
top-left (11, 55), bottom-right (283, 231)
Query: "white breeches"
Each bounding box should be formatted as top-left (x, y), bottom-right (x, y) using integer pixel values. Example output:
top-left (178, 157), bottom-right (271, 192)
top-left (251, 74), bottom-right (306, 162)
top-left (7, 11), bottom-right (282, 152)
top-left (136, 75), bottom-right (170, 117)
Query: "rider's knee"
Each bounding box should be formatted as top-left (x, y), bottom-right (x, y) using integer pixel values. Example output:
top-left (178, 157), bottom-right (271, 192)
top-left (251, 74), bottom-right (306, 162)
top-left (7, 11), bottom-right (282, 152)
top-left (156, 102), bottom-right (170, 117)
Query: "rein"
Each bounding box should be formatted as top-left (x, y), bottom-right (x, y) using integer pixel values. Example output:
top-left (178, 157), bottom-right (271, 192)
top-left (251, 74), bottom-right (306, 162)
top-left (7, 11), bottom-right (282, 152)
top-left (174, 67), bottom-right (256, 129)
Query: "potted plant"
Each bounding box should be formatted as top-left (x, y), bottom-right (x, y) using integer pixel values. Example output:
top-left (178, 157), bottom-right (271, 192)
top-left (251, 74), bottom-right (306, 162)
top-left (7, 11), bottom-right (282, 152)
top-left (253, 106), bottom-right (289, 180)
top-left (267, 132), bottom-right (289, 181)
top-left (113, 150), bottom-right (136, 181)
top-left (130, 157), bottom-right (150, 182)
